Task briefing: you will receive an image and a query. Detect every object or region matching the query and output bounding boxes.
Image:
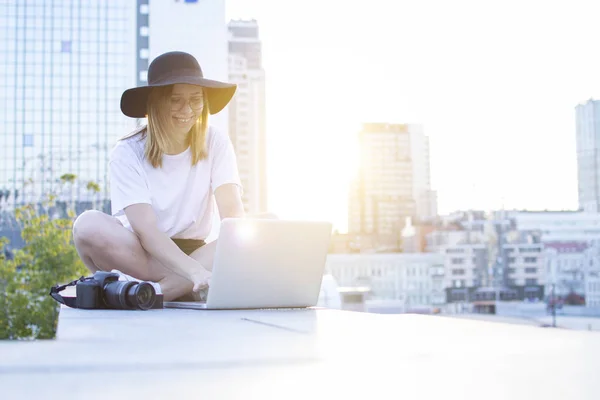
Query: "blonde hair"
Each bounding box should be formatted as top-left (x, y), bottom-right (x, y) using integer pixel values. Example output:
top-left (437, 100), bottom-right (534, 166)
top-left (121, 85), bottom-right (209, 168)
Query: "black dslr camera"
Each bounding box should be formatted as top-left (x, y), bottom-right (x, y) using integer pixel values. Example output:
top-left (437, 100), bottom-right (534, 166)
top-left (50, 271), bottom-right (162, 310)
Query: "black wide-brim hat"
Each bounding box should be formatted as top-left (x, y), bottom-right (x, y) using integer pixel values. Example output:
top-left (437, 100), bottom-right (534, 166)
top-left (120, 51), bottom-right (236, 118)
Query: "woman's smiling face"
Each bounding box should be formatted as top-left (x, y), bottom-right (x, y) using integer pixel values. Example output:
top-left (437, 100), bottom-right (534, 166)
top-left (169, 84), bottom-right (204, 135)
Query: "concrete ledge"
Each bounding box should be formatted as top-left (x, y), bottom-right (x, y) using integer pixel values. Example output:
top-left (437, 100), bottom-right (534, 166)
top-left (1, 306), bottom-right (599, 399)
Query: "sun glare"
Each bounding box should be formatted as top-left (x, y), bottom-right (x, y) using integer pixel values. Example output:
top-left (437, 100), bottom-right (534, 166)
top-left (235, 220), bottom-right (257, 242)
top-left (266, 107), bottom-right (361, 231)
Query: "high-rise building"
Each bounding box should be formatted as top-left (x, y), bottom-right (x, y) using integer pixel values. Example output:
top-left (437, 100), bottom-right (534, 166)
top-left (227, 19), bottom-right (267, 215)
top-left (409, 125), bottom-right (437, 221)
top-left (0, 1), bottom-right (138, 209)
top-left (348, 123), bottom-right (434, 250)
top-left (575, 99), bottom-right (600, 212)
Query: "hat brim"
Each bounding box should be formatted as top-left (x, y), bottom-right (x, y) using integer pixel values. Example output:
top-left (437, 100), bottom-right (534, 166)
top-left (120, 77), bottom-right (237, 118)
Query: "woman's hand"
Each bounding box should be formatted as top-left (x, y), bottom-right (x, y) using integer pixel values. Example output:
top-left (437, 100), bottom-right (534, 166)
top-left (188, 264), bottom-right (212, 293)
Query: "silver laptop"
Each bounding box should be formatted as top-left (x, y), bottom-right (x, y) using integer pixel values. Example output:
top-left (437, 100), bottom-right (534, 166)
top-left (164, 218), bottom-right (332, 310)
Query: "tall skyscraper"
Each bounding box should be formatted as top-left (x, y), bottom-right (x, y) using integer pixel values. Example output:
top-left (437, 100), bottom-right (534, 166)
top-left (348, 123), bottom-right (435, 250)
top-left (575, 99), bottom-right (600, 212)
top-left (227, 19), bottom-right (267, 214)
top-left (229, 20), bottom-right (268, 214)
top-left (409, 125), bottom-right (437, 221)
top-left (0, 1), bottom-right (138, 209)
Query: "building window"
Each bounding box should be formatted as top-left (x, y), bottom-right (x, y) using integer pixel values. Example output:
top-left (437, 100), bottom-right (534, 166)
top-left (524, 257), bottom-right (537, 263)
top-left (23, 134), bottom-right (33, 147)
top-left (452, 269), bottom-right (465, 276)
top-left (525, 268), bottom-right (537, 274)
top-left (451, 258), bottom-right (464, 265)
top-left (446, 248), bottom-right (464, 254)
top-left (508, 268), bottom-right (516, 274)
top-left (61, 41), bottom-right (71, 53)
top-left (519, 247), bottom-right (541, 253)
top-left (525, 278), bottom-right (537, 285)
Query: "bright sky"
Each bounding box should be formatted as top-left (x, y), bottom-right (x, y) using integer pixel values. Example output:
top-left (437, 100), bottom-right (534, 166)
top-left (226, 0), bottom-right (600, 232)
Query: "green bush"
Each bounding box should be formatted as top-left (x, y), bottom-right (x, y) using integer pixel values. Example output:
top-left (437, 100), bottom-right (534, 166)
top-left (0, 198), bottom-right (87, 340)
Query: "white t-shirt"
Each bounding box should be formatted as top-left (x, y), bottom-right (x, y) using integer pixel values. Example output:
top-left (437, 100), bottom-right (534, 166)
top-left (109, 126), bottom-right (242, 240)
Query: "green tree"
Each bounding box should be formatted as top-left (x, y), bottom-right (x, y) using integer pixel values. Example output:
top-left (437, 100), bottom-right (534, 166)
top-left (0, 193), bottom-right (88, 340)
top-left (86, 180), bottom-right (102, 210)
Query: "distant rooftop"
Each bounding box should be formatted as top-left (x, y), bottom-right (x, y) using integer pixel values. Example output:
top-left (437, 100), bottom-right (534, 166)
top-left (361, 122), bottom-right (411, 133)
top-left (545, 241), bottom-right (589, 253)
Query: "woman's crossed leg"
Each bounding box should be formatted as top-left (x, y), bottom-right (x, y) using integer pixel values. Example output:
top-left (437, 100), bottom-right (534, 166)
top-left (72, 210), bottom-right (215, 301)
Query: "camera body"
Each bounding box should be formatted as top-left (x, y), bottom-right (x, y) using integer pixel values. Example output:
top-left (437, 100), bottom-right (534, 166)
top-left (75, 271), bottom-right (162, 310)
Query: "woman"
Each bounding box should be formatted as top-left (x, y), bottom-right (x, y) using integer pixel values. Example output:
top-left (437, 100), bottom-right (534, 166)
top-left (72, 51), bottom-right (244, 301)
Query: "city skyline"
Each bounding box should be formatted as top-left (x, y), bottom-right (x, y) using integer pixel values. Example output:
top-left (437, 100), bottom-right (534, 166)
top-left (4, 0), bottom-right (600, 332)
top-left (226, 0), bottom-right (597, 231)
top-left (1, 1), bottom-right (598, 236)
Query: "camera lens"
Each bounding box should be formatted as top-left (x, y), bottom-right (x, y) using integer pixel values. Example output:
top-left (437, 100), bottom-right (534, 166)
top-left (103, 280), bottom-right (136, 309)
top-left (103, 280), bottom-right (156, 310)
top-left (127, 282), bottom-right (156, 310)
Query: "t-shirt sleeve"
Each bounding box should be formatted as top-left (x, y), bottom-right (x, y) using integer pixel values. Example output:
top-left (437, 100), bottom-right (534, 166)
top-left (109, 144), bottom-right (152, 217)
top-left (210, 128), bottom-right (243, 194)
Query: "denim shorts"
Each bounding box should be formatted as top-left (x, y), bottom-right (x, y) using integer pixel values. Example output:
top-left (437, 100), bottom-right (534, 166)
top-left (172, 238), bottom-right (206, 256)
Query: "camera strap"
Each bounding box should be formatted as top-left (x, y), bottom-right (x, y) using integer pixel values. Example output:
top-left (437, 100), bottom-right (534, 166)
top-left (49, 276), bottom-right (90, 308)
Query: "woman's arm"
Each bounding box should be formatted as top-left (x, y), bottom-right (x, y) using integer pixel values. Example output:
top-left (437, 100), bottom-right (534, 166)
top-left (124, 203), bottom-right (211, 291)
top-left (214, 183), bottom-right (245, 219)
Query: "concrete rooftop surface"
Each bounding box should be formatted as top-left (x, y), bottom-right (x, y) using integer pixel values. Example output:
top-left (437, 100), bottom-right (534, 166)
top-left (1, 306), bottom-right (599, 400)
